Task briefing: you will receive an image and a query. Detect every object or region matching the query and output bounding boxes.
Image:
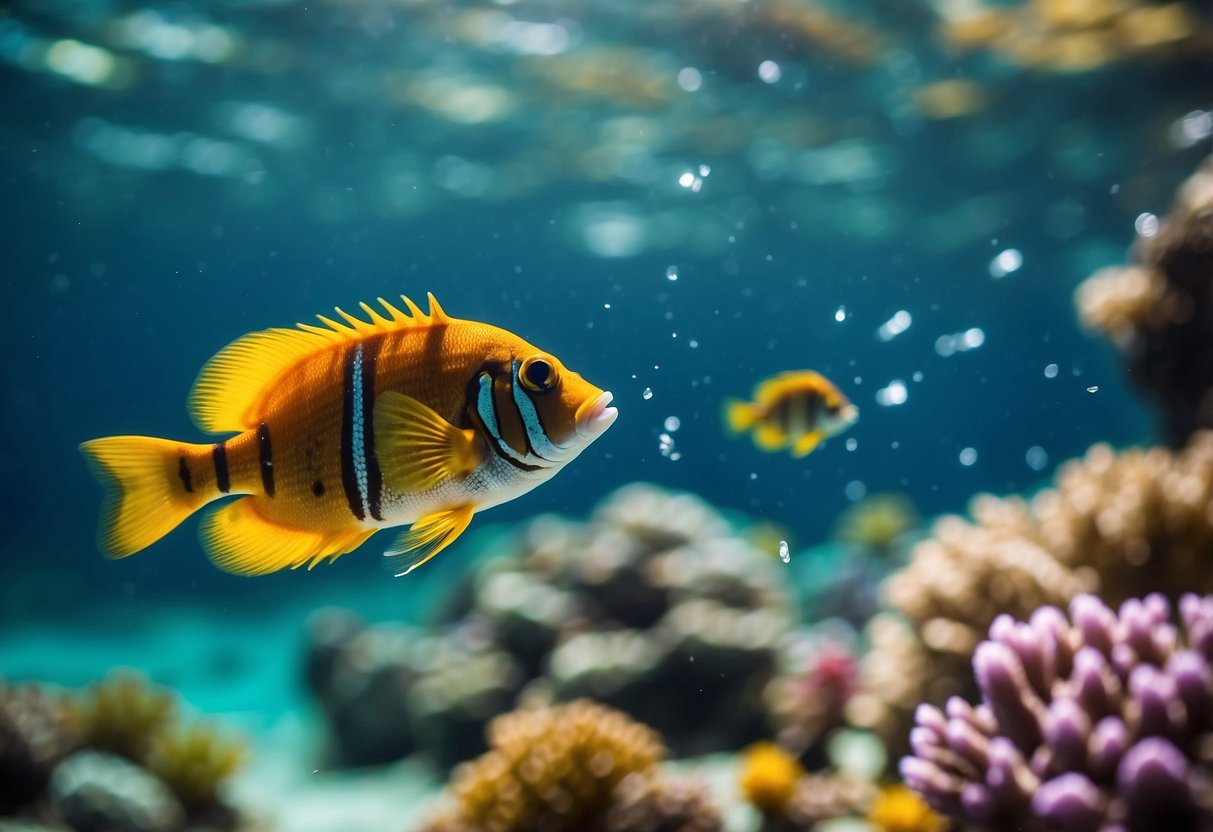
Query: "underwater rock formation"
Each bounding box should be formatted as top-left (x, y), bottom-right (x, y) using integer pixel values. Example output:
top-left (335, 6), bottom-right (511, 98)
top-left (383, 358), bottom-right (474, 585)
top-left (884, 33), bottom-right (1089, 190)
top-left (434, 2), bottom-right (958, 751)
top-left (0, 684), bottom-right (78, 814)
top-left (1077, 157), bottom-right (1213, 447)
top-left (851, 433), bottom-right (1213, 757)
top-left (0, 673), bottom-right (244, 830)
top-left (414, 699), bottom-right (722, 832)
top-left (49, 751), bottom-right (185, 832)
top-left (307, 483), bottom-right (797, 767)
top-left (902, 593), bottom-right (1213, 832)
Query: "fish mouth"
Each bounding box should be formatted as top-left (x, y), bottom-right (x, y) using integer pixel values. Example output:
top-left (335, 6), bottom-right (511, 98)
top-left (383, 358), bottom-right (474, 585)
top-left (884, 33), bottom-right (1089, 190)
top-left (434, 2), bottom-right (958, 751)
top-left (576, 391), bottom-right (618, 438)
top-left (841, 404), bottom-right (860, 424)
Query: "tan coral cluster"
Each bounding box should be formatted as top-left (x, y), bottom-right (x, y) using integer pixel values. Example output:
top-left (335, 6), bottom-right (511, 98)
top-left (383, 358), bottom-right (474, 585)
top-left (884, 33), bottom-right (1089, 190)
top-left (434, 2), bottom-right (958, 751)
top-left (415, 699), bottom-right (721, 832)
top-left (941, 0), bottom-right (1211, 72)
top-left (1077, 157), bottom-right (1213, 446)
top-left (852, 433), bottom-right (1213, 756)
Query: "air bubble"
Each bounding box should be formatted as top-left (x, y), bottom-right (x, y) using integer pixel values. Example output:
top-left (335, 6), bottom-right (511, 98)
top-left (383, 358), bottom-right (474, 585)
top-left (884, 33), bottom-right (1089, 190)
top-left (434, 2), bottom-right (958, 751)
top-left (959, 447), bottom-right (978, 466)
top-left (642, 387), bottom-right (653, 400)
top-left (1026, 446), bottom-right (1048, 471)
top-left (778, 540), bottom-right (790, 563)
top-left (1044, 363), bottom-right (1059, 378)
top-left (664, 416), bottom-right (681, 432)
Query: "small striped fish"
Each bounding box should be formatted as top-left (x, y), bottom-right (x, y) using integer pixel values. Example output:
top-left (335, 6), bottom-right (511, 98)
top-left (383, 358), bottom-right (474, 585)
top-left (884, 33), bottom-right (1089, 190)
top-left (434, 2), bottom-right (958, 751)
top-left (80, 294), bottom-right (618, 577)
top-left (725, 370), bottom-right (857, 458)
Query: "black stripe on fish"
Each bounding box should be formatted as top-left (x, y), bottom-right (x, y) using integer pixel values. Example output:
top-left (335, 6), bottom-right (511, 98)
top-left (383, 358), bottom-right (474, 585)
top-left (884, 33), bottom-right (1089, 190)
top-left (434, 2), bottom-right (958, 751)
top-left (212, 442), bottom-right (231, 494)
top-left (177, 456), bottom-right (193, 494)
top-left (257, 422), bottom-right (275, 497)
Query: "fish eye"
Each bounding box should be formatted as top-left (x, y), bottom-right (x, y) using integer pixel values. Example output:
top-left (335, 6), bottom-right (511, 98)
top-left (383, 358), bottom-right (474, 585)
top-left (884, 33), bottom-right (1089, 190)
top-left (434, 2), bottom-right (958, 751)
top-left (520, 354), bottom-right (558, 393)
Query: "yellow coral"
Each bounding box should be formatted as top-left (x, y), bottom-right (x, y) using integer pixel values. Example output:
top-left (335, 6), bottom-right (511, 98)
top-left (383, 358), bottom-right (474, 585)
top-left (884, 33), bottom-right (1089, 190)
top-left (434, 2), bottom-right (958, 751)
top-left (869, 784), bottom-right (947, 832)
top-left (835, 493), bottom-right (920, 555)
top-left (428, 699), bottom-right (665, 832)
top-left (68, 671), bottom-right (176, 761)
top-left (145, 721), bottom-right (246, 811)
top-left (738, 742), bottom-right (804, 815)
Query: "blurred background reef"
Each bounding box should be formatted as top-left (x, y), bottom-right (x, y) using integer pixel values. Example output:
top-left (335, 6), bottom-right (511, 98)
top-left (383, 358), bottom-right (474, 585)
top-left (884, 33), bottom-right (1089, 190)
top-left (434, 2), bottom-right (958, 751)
top-left (1, 0), bottom-right (1213, 829)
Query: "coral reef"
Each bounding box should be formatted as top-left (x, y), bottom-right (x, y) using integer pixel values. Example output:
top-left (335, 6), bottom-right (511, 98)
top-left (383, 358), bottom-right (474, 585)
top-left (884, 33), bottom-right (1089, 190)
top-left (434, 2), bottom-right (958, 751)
top-left (414, 699), bottom-right (722, 832)
top-left (1077, 157), bottom-right (1213, 447)
top-left (70, 672), bottom-right (177, 762)
top-left (902, 593), bottom-right (1213, 831)
top-left (852, 433), bottom-right (1213, 757)
top-left (307, 483), bottom-right (797, 767)
top-left (144, 722), bottom-right (245, 814)
top-left (0, 673), bottom-right (244, 830)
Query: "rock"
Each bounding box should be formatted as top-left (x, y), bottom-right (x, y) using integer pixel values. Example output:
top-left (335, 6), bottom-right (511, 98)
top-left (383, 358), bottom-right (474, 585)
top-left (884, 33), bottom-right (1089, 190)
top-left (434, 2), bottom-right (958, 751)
top-left (49, 751), bottom-right (185, 832)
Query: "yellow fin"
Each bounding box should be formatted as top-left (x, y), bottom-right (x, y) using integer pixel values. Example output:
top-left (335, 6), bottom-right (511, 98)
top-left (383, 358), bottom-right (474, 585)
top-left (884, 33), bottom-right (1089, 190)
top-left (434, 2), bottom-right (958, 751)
top-left (384, 504), bottom-right (476, 577)
top-left (724, 399), bottom-right (759, 434)
top-left (200, 498), bottom-right (375, 575)
top-left (80, 436), bottom-right (210, 558)
top-left (791, 431), bottom-right (824, 458)
top-left (753, 424), bottom-right (788, 451)
top-left (189, 295), bottom-right (452, 433)
top-left (373, 391), bottom-right (482, 494)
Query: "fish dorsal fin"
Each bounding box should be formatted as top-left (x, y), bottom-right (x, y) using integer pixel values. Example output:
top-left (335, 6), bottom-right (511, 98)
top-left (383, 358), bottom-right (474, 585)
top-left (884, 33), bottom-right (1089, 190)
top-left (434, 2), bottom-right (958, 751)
top-left (189, 294), bottom-right (451, 433)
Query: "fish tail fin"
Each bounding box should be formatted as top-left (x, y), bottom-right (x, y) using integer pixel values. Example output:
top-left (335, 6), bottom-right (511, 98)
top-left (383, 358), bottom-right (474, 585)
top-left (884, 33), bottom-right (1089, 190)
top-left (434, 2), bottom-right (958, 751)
top-left (80, 435), bottom-right (215, 558)
top-left (724, 399), bottom-right (759, 434)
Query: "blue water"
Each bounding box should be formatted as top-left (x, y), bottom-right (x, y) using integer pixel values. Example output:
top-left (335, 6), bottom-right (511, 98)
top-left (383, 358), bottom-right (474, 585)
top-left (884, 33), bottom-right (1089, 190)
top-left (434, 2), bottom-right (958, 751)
top-left (1, 1), bottom-right (1207, 672)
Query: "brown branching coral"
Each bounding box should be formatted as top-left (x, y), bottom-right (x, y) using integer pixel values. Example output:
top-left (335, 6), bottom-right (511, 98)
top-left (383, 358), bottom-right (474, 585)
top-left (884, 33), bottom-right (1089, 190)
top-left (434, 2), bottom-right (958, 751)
top-left (415, 700), bottom-right (723, 832)
top-left (1077, 156), bottom-right (1213, 446)
top-left (854, 433), bottom-right (1213, 758)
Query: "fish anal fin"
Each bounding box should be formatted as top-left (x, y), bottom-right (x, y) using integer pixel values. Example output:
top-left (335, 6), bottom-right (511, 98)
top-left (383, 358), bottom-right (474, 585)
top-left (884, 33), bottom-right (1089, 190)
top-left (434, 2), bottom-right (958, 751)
top-left (384, 504), bottom-right (475, 577)
top-left (201, 498), bottom-right (374, 576)
top-left (753, 424), bottom-right (788, 451)
top-left (374, 391), bottom-right (482, 494)
top-left (792, 431), bottom-right (824, 458)
top-left (189, 296), bottom-right (454, 433)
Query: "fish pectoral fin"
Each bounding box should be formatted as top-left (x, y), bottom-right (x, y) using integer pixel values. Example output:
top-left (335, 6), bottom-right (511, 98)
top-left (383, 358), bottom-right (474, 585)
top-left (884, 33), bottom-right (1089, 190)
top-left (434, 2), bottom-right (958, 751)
top-left (373, 391), bottom-right (483, 494)
top-left (201, 497), bottom-right (375, 575)
top-left (792, 431), bottom-right (825, 458)
top-left (384, 504), bottom-right (476, 577)
top-left (753, 424), bottom-right (788, 451)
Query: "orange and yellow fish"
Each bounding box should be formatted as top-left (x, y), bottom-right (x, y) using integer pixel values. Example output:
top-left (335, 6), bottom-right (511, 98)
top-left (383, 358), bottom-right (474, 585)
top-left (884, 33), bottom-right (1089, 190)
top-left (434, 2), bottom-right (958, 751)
top-left (725, 370), bottom-right (858, 458)
top-left (80, 294), bottom-right (618, 577)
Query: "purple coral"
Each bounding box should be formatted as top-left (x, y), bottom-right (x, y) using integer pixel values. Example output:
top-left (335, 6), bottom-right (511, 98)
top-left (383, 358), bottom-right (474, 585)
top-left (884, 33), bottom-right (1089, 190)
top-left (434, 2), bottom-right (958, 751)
top-left (901, 593), bottom-right (1213, 832)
